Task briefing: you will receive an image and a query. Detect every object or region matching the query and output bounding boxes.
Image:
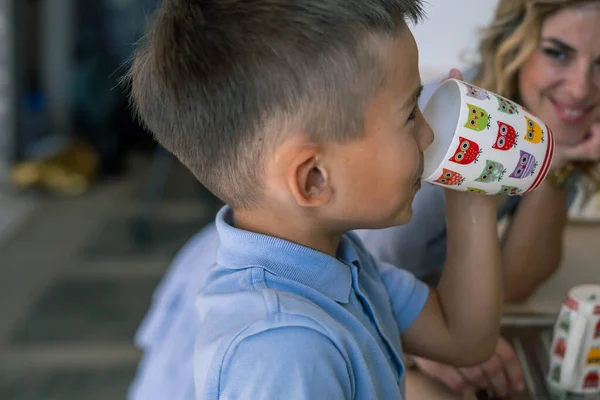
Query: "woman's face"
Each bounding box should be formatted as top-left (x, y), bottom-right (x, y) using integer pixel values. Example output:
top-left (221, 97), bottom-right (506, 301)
top-left (518, 3), bottom-right (600, 146)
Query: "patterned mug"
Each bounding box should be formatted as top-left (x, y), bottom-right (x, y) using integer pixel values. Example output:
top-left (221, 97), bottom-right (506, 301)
top-left (421, 79), bottom-right (555, 196)
top-left (547, 285), bottom-right (600, 395)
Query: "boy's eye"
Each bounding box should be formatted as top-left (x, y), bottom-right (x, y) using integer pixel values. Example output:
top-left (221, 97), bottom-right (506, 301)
top-left (408, 105), bottom-right (419, 121)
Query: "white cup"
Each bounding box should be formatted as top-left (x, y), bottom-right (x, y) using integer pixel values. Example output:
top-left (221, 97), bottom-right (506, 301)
top-left (422, 79), bottom-right (555, 196)
top-left (547, 285), bottom-right (600, 394)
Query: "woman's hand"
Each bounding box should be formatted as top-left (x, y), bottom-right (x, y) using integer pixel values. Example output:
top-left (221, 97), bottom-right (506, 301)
top-left (552, 122), bottom-right (600, 169)
top-left (447, 68), bottom-right (464, 82)
top-left (411, 337), bottom-right (525, 397)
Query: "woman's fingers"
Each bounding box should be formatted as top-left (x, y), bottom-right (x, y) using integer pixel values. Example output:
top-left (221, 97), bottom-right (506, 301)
top-left (558, 122), bottom-right (600, 162)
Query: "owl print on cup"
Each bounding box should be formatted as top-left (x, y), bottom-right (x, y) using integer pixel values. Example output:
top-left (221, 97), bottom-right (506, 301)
top-left (475, 160), bottom-right (506, 183)
top-left (492, 121), bottom-right (518, 151)
top-left (495, 95), bottom-right (520, 115)
top-left (465, 84), bottom-right (490, 100)
top-left (524, 116), bottom-right (545, 144)
top-left (467, 187), bottom-right (487, 194)
top-left (509, 150), bottom-right (538, 179)
top-left (551, 366), bottom-right (562, 383)
top-left (496, 185), bottom-right (523, 196)
top-left (435, 168), bottom-right (465, 186)
top-left (464, 104), bottom-right (491, 132)
top-left (449, 137), bottom-right (482, 165)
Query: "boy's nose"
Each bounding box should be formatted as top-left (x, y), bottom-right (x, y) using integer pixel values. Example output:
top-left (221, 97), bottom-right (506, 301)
top-left (421, 120), bottom-right (434, 151)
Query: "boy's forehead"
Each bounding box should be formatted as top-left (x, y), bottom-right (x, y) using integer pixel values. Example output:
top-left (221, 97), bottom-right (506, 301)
top-left (383, 30), bottom-right (421, 101)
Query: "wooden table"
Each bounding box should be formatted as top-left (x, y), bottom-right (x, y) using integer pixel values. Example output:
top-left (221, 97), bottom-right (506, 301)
top-left (405, 223), bottom-right (600, 399)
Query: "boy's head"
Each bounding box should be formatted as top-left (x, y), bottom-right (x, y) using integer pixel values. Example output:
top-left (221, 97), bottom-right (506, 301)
top-left (130, 0), bottom-right (433, 230)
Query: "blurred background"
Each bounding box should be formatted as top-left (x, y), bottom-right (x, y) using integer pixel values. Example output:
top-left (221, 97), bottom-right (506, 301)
top-left (0, 0), bottom-right (599, 399)
top-left (0, 0), bottom-right (222, 398)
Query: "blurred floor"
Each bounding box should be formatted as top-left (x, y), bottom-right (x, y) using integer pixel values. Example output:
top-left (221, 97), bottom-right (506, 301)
top-left (0, 154), bottom-right (221, 400)
top-left (0, 161), bottom-right (38, 248)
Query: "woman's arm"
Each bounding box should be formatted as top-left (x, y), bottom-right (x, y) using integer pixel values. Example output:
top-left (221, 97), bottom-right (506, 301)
top-left (503, 121), bottom-right (600, 302)
top-left (500, 180), bottom-right (569, 302)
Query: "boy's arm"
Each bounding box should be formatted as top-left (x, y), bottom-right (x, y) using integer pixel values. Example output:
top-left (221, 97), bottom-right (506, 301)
top-left (401, 190), bottom-right (503, 367)
top-left (215, 327), bottom-right (351, 399)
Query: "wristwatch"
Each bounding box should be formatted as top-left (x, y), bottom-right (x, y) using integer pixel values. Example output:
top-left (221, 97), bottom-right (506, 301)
top-left (545, 162), bottom-right (576, 189)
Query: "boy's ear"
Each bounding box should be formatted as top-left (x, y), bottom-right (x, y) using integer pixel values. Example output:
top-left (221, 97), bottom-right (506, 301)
top-left (286, 144), bottom-right (333, 208)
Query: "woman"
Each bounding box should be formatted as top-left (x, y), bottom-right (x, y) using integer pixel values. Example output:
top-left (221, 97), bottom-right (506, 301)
top-left (357, 0), bottom-right (600, 397)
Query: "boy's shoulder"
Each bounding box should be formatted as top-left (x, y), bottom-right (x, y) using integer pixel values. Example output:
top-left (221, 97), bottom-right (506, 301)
top-left (192, 214), bottom-right (376, 389)
top-left (194, 274), bottom-right (354, 398)
top-left (195, 230), bottom-right (372, 344)
top-left (193, 252), bottom-right (355, 399)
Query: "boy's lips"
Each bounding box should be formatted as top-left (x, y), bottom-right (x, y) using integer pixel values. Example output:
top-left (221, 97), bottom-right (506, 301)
top-left (414, 163), bottom-right (423, 189)
top-left (408, 166), bottom-right (423, 194)
top-left (413, 179), bottom-right (421, 193)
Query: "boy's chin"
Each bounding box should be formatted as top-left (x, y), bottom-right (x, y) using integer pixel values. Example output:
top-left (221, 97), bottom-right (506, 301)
top-left (382, 209), bottom-right (413, 228)
top-left (353, 207), bottom-right (413, 231)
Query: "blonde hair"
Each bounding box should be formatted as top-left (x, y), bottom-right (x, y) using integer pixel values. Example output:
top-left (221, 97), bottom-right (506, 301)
top-left (473, 0), bottom-right (600, 190)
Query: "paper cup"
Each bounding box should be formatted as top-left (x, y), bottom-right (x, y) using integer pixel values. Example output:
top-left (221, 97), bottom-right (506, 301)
top-left (421, 79), bottom-right (555, 196)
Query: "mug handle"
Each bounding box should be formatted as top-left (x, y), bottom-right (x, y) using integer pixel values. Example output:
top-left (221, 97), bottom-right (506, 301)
top-left (560, 312), bottom-right (588, 388)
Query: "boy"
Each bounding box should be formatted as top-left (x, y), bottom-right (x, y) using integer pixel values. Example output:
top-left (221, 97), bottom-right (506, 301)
top-left (128, 0), bottom-right (503, 398)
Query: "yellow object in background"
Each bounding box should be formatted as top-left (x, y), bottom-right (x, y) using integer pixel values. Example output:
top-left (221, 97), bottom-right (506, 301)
top-left (10, 140), bottom-right (99, 196)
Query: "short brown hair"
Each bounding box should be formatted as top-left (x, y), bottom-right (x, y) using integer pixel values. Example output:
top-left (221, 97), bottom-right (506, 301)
top-left (128, 0), bottom-right (424, 208)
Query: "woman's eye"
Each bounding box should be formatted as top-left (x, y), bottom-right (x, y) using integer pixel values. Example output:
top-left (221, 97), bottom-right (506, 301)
top-left (543, 47), bottom-right (568, 63)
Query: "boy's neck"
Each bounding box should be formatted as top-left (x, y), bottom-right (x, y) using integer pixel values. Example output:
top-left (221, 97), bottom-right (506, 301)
top-left (232, 208), bottom-right (342, 257)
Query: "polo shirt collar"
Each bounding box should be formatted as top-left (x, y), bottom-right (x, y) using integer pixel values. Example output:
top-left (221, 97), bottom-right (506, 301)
top-left (215, 206), bottom-right (355, 303)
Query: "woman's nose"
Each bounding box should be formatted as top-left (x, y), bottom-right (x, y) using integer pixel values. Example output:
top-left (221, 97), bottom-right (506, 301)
top-left (565, 62), bottom-right (593, 102)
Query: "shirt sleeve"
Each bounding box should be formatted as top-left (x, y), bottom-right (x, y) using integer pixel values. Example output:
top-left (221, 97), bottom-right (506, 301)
top-left (375, 260), bottom-right (430, 333)
top-left (218, 327), bottom-right (352, 400)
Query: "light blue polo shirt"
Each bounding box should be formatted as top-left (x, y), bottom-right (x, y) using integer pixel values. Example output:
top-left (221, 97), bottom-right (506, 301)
top-left (193, 206), bottom-right (429, 399)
